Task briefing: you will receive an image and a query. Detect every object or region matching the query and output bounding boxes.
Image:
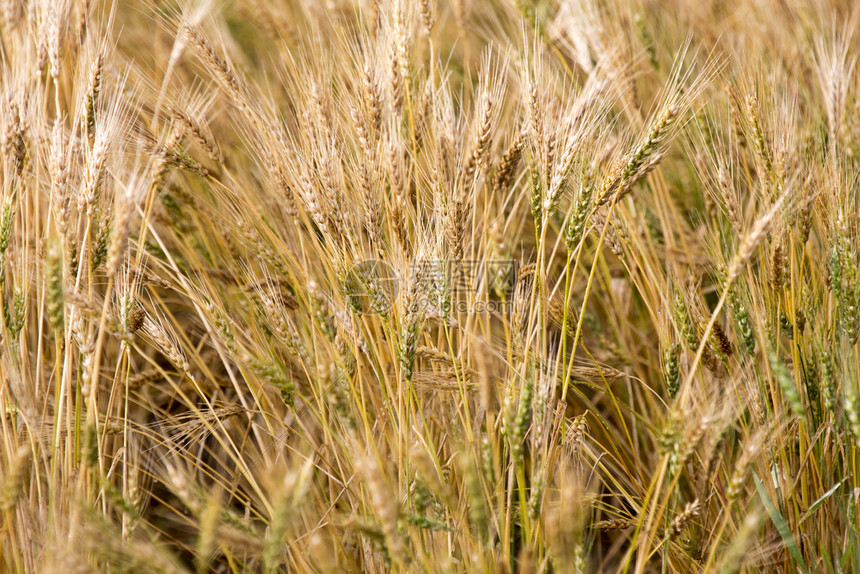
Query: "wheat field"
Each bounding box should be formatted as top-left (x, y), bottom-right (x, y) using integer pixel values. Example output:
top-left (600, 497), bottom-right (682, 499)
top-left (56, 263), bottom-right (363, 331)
top-left (0, 0), bottom-right (859, 572)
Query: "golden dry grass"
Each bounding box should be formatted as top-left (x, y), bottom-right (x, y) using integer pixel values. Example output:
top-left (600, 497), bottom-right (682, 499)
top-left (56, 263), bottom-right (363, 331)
top-left (1, 0), bottom-right (859, 572)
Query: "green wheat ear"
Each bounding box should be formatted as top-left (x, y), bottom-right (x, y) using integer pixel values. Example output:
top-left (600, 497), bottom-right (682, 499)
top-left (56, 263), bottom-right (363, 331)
top-left (46, 243), bottom-right (64, 332)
